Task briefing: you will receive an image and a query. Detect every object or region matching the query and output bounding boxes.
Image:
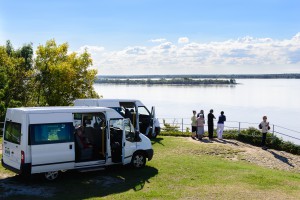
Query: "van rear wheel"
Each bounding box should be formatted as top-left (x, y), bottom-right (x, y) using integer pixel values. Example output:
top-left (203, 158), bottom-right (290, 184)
top-left (44, 171), bottom-right (60, 181)
top-left (131, 152), bottom-right (146, 168)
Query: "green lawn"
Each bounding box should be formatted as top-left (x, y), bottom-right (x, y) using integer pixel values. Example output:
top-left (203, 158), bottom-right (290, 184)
top-left (1, 136), bottom-right (300, 200)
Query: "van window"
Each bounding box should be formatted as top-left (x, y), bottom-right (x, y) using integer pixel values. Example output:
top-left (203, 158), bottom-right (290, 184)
top-left (124, 120), bottom-right (135, 142)
top-left (29, 123), bottom-right (73, 145)
top-left (138, 106), bottom-right (150, 115)
top-left (4, 121), bottom-right (21, 144)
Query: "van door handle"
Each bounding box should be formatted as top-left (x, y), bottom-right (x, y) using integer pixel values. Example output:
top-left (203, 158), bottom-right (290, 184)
top-left (69, 144), bottom-right (72, 149)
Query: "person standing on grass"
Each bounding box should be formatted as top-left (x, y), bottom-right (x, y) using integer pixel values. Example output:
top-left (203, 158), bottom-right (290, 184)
top-left (217, 111), bottom-right (226, 139)
top-left (259, 116), bottom-right (270, 150)
top-left (197, 110), bottom-right (205, 119)
top-left (191, 110), bottom-right (197, 139)
top-left (207, 109), bottom-right (216, 140)
top-left (197, 114), bottom-right (205, 140)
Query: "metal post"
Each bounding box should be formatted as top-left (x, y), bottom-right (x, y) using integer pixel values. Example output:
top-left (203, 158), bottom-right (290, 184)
top-left (272, 124), bottom-right (275, 141)
top-left (182, 118), bottom-right (184, 133)
top-left (238, 122), bottom-right (241, 134)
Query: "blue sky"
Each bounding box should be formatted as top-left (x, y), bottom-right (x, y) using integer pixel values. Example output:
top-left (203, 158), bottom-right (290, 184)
top-left (1, 0), bottom-right (300, 75)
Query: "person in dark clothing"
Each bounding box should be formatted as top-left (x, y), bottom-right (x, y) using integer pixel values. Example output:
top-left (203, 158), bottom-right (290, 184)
top-left (217, 111), bottom-right (226, 139)
top-left (207, 109), bottom-right (216, 140)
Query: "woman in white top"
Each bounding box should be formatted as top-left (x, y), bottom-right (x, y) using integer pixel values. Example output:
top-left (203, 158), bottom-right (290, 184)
top-left (259, 116), bottom-right (270, 150)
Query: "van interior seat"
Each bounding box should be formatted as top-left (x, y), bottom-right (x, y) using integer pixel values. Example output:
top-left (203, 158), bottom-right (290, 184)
top-left (75, 134), bottom-right (93, 160)
top-left (84, 127), bottom-right (94, 144)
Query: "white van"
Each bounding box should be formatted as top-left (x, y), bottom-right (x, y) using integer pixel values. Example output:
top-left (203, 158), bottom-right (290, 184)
top-left (1, 107), bottom-right (153, 180)
top-left (74, 99), bottom-right (160, 138)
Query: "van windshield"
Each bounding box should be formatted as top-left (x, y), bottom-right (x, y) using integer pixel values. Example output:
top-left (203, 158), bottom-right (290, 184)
top-left (4, 121), bottom-right (21, 144)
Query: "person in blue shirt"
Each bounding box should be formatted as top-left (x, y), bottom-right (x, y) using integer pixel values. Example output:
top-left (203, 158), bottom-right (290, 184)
top-left (217, 111), bottom-right (226, 139)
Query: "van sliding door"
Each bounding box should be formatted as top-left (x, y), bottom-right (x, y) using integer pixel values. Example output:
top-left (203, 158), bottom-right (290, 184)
top-left (29, 122), bottom-right (75, 173)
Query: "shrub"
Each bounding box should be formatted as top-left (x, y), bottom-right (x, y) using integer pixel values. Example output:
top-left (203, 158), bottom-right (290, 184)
top-left (160, 127), bottom-right (300, 155)
top-left (161, 119), bottom-right (180, 132)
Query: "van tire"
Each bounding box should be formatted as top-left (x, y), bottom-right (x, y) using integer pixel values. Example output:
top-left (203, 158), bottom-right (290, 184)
top-left (131, 152), bottom-right (146, 168)
top-left (44, 171), bottom-right (60, 181)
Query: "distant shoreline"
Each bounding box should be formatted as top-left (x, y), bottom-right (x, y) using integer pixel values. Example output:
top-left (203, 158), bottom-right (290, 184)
top-left (97, 73), bottom-right (300, 79)
top-left (95, 78), bottom-right (237, 85)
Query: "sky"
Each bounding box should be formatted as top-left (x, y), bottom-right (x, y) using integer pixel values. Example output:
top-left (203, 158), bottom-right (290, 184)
top-left (1, 0), bottom-right (300, 75)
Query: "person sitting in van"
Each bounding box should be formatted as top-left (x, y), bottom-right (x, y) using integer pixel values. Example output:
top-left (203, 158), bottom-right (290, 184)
top-left (75, 126), bottom-right (92, 149)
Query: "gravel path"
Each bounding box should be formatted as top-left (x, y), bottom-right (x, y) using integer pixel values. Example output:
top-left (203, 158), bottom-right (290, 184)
top-left (188, 137), bottom-right (300, 172)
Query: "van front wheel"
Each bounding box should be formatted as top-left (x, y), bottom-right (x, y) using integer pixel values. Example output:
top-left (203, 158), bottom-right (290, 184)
top-left (44, 171), bottom-right (60, 181)
top-left (131, 152), bottom-right (146, 168)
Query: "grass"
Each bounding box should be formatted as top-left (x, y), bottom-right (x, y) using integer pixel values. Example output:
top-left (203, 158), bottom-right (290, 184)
top-left (1, 136), bottom-right (300, 199)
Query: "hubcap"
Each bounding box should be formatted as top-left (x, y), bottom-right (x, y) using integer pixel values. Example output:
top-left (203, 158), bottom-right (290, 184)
top-left (133, 155), bottom-right (144, 167)
top-left (45, 171), bottom-right (59, 180)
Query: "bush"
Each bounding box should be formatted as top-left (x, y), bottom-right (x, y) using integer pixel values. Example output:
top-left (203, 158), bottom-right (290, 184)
top-left (160, 127), bottom-right (300, 155)
top-left (161, 119), bottom-right (180, 132)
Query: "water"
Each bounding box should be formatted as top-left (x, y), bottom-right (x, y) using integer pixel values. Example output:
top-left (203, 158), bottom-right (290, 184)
top-left (93, 79), bottom-right (300, 144)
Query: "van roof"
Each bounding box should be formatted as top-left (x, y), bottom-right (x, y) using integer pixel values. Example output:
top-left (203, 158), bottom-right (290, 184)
top-left (7, 106), bottom-right (115, 114)
top-left (74, 99), bottom-right (145, 107)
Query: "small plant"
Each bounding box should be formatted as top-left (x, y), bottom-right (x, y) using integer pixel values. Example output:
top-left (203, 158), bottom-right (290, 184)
top-left (161, 119), bottom-right (180, 132)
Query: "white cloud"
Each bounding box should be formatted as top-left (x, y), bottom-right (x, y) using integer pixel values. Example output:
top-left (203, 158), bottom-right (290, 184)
top-left (149, 38), bottom-right (167, 43)
top-left (178, 37), bottom-right (189, 44)
top-left (80, 33), bottom-right (300, 75)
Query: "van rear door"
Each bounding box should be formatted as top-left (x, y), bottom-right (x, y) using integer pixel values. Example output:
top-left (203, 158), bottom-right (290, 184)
top-left (29, 113), bottom-right (75, 173)
top-left (2, 121), bottom-right (22, 172)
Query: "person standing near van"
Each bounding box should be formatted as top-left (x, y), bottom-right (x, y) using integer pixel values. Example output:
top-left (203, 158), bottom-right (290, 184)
top-left (217, 111), bottom-right (226, 139)
top-left (207, 109), bottom-right (216, 140)
top-left (197, 114), bottom-right (205, 140)
top-left (259, 116), bottom-right (270, 150)
top-left (191, 110), bottom-right (197, 139)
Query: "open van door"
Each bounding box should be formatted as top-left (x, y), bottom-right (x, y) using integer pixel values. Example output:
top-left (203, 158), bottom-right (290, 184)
top-left (145, 106), bottom-right (158, 138)
top-left (122, 119), bottom-right (136, 165)
top-left (150, 106), bottom-right (155, 137)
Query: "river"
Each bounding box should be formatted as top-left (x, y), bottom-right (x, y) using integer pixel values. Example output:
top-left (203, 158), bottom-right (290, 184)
top-left (93, 79), bottom-right (300, 144)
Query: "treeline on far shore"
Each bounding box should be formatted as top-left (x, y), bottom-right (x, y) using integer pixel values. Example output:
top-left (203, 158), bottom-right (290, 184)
top-left (97, 73), bottom-right (300, 79)
top-left (95, 78), bottom-right (237, 85)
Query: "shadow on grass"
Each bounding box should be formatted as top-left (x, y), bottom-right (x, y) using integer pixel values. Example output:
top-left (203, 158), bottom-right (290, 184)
top-left (151, 137), bottom-right (164, 146)
top-left (267, 150), bottom-right (294, 167)
top-left (0, 165), bottom-right (158, 200)
top-left (213, 139), bottom-right (239, 146)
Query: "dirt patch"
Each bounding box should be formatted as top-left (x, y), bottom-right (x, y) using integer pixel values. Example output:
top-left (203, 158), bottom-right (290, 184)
top-left (83, 175), bottom-right (125, 187)
top-left (0, 178), bottom-right (57, 199)
top-left (187, 137), bottom-right (300, 172)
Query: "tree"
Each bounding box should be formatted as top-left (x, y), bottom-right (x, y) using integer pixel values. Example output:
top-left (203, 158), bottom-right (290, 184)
top-left (0, 41), bottom-right (34, 120)
top-left (35, 39), bottom-right (99, 106)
